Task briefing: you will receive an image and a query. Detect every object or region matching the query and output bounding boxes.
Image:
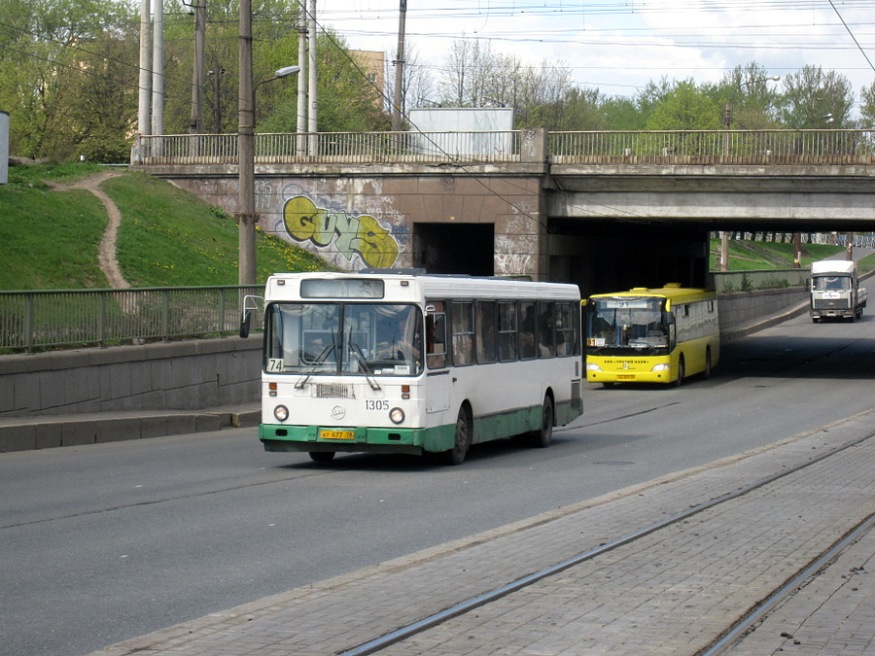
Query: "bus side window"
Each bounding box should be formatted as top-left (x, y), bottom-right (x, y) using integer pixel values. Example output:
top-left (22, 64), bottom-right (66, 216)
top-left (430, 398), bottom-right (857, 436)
top-left (451, 301), bottom-right (474, 366)
top-left (497, 301), bottom-right (518, 362)
top-left (537, 301), bottom-right (556, 358)
top-left (520, 301), bottom-right (537, 360)
top-left (555, 302), bottom-right (573, 356)
top-left (476, 301), bottom-right (496, 364)
top-left (426, 301), bottom-right (447, 369)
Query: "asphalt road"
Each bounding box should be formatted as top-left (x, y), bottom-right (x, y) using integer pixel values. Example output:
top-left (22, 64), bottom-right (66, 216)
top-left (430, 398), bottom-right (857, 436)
top-left (2, 300), bottom-right (875, 656)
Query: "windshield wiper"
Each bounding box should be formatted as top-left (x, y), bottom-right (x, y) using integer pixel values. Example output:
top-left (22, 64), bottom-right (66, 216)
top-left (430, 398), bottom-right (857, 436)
top-left (294, 343), bottom-right (336, 389)
top-left (348, 340), bottom-right (381, 390)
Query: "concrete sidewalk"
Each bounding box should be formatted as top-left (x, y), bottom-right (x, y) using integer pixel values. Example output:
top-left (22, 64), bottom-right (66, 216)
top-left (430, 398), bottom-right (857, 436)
top-left (88, 407), bottom-right (875, 656)
top-left (0, 404), bottom-right (261, 452)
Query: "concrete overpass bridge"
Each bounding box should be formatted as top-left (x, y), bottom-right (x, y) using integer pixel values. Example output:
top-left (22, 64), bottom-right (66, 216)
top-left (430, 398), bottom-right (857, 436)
top-left (132, 128), bottom-right (875, 294)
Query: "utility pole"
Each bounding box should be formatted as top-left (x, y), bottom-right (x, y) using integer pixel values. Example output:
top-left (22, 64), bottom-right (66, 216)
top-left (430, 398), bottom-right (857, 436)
top-left (189, 0), bottom-right (206, 133)
top-left (151, 0), bottom-right (164, 136)
top-left (793, 233), bottom-right (802, 268)
top-left (208, 67), bottom-right (225, 133)
top-left (238, 0), bottom-right (256, 285)
top-left (719, 231), bottom-right (729, 272)
top-left (137, 0), bottom-right (152, 134)
top-left (307, 0), bottom-right (318, 154)
top-left (296, 0), bottom-right (307, 155)
top-left (391, 0), bottom-right (406, 131)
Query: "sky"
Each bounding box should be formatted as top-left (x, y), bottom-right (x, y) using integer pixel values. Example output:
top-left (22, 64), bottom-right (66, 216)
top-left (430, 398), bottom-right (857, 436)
top-left (313, 0), bottom-right (875, 106)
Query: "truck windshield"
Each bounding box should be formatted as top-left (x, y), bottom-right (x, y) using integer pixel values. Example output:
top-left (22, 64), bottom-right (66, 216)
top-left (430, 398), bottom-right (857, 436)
top-left (587, 297), bottom-right (668, 353)
top-left (264, 303), bottom-right (424, 376)
top-left (813, 276), bottom-right (851, 291)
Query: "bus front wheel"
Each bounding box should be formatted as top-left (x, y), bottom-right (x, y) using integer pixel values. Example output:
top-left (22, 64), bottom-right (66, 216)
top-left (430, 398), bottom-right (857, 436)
top-left (309, 451), bottom-right (336, 463)
top-left (672, 357), bottom-right (685, 387)
top-left (445, 406), bottom-right (471, 465)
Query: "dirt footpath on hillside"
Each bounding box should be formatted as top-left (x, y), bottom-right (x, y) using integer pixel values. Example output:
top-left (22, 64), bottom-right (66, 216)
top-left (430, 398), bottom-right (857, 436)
top-left (47, 171), bottom-right (129, 289)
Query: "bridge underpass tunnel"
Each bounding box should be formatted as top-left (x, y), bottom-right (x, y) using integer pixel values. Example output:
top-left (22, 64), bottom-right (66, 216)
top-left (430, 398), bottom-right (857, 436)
top-left (548, 221), bottom-right (711, 296)
top-left (413, 222), bottom-right (495, 276)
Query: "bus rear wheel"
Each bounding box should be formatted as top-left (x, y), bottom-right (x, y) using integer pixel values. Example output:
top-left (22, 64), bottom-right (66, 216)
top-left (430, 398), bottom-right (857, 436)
top-left (530, 395), bottom-right (554, 448)
top-left (309, 451), bottom-right (336, 463)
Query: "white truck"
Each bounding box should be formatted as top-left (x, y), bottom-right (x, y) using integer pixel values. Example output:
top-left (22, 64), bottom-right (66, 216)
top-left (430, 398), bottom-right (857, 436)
top-left (809, 260), bottom-right (867, 322)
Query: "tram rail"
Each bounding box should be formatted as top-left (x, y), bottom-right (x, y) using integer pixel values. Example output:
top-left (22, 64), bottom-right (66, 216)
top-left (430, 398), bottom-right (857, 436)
top-left (340, 428), bottom-right (875, 655)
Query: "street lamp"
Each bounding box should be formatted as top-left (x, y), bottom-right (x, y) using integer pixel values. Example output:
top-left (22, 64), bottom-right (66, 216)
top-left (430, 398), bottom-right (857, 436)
top-left (237, 64), bottom-right (300, 286)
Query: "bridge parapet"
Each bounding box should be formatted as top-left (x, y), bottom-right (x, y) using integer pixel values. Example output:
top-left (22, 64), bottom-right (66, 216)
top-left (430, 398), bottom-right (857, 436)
top-left (133, 129), bottom-right (875, 169)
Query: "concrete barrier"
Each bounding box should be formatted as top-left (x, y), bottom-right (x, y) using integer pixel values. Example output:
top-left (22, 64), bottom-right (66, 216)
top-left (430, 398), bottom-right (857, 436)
top-left (0, 337), bottom-right (261, 418)
top-left (718, 288), bottom-right (808, 341)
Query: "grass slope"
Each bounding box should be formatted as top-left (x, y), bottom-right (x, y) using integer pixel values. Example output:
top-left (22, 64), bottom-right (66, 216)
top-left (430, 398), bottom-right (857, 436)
top-left (0, 164), bottom-right (328, 290)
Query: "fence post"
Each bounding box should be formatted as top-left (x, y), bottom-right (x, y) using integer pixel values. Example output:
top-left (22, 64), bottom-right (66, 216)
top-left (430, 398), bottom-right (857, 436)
top-left (218, 288), bottom-right (226, 334)
top-left (162, 290), bottom-right (170, 341)
top-left (99, 293), bottom-right (106, 347)
top-left (25, 293), bottom-right (33, 353)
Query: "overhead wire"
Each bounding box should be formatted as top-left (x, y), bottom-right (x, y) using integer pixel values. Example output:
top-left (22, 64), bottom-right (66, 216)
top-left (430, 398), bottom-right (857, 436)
top-left (827, 0), bottom-right (875, 74)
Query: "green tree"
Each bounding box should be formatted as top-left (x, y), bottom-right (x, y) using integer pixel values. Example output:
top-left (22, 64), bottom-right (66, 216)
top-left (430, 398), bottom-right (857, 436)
top-left (529, 86), bottom-right (607, 131)
top-left (161, 0), bottom-right (388, 134)
top-left (0, 0), bottom-right (137, 160)
top-left (67, 35), bottom-right (140, 162)
top-left (635, 77), bottom-right (673, 120)
top-left (778, 65), bottom-right (853, 129)
top-left (270, 32), bottom-right (389, 133)
top-left (710, 62), bottom-right (782, 129)
top-left (600, 96), bottom-right (646, 130)
top-left (860, 81), bottom-right (875, 128)
top-left (645, 80), bottom-right (721, 130)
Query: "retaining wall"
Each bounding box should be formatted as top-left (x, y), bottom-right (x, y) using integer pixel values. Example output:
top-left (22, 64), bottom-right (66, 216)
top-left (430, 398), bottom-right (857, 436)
top-left (0, 291), bottom-right (799, 421)
top-left (718, 288), bottom-right (808, 341)
top-left (0, 337), bottom-right (261, 418)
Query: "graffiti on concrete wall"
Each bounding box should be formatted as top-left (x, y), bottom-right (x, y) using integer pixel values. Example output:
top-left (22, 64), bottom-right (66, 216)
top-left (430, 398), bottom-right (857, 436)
top-left (283, 195), bottom-right (399, 269)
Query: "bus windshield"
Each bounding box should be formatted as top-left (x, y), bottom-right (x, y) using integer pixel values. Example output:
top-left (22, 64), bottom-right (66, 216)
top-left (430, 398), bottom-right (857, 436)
top-left (587, 297), bottom-right (668, 353)
top-left (265, 302), bottom-right (424, 376)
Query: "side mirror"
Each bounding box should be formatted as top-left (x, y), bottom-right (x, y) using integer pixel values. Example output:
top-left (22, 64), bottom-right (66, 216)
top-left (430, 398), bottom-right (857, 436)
top-left (240, 310), bottom-right (252, 338)
top-left (239, 294), bottom-right (263, 338)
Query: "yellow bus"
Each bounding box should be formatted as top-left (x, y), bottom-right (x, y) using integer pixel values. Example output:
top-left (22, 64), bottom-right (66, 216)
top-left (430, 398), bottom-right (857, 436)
top-left (583, 284), bottom-right (719, 387)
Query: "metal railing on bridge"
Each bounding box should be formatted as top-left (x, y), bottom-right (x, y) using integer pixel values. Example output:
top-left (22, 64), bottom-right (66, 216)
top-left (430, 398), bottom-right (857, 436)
top-left (0, 286), bottom-right (261, 353)
top-left (133, 129), bottom-right (875, 167)
top-left (134, 131), bottom-right (526, 166)
top-left (551, 129), bottom-right (875, 165)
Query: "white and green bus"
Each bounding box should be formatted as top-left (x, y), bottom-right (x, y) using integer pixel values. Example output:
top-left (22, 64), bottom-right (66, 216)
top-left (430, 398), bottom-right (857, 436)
top-left (241, 271), bottom-right (583, 464)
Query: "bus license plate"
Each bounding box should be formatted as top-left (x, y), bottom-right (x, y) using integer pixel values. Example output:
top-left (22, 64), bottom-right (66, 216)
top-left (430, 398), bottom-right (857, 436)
top-left (320, 429), bottom-right (355, 440)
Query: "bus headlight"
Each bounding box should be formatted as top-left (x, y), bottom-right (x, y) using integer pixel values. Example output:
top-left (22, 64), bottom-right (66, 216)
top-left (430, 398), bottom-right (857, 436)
top-left (274, 405), bottom-right (290, 422)
top-left (389, 407), bottom-right (405, 424)
top-left (651, 364), bottom-right (670, 372)
top-left (586, 363), bottom-right (602, 372)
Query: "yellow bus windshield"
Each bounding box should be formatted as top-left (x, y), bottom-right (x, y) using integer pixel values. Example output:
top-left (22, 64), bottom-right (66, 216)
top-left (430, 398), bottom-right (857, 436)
top-left (587, 297), bottom-right (668, 352)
